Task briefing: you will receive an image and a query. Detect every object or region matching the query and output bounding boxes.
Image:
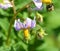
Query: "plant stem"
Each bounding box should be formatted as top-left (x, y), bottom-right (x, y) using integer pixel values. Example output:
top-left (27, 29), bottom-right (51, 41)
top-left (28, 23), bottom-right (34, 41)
top-left (6, 1), bottom-right (33, 45)
top-left (6, 0), bottom-right (16, 45)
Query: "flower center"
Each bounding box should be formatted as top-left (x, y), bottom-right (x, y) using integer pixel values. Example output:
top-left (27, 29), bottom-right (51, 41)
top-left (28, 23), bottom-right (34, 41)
top-left (24, 29), bottom-right (29, 38)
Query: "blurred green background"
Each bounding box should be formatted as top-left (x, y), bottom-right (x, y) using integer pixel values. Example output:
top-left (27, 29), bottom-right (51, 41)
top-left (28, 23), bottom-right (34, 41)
top-left (0, 0), bottom-right (60, 51)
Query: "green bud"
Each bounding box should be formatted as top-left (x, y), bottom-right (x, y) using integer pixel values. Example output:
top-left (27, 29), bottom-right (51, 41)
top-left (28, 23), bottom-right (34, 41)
top-left (36, 12), bottom-right (43, 22)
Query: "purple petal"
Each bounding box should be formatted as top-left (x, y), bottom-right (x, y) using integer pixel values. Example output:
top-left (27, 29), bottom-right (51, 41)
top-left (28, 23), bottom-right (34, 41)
top-left (23, 18), bottom-right (32, 28)
top-left (32, 5), bottom-right (43, 11)
top-left (33, 0), bottom-right (42, 9)
top-left (15, 22), bottom-right (21, 31)
top-left (33, 0), bottom-right (41, 2)
top-left (14, 19), bottom-right (23, 31)
top-left (31, 17), bottom-right (36, 28)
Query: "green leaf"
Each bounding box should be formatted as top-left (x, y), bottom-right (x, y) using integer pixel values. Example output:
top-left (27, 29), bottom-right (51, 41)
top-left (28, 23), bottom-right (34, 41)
top-left (0, 18), bottom-right (9, 33)
top-left (0, 9), bottom-right (9, 16)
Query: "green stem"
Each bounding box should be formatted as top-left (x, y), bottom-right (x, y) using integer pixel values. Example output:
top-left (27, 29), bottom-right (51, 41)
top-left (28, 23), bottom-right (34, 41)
top-left (6, 0), bottom-right (16, 45)
top-left (6, 1), bottom-right (33, 45)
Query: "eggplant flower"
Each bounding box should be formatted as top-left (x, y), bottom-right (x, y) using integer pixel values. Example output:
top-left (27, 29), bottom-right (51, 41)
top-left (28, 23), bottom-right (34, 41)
top-left (14, 17), bottom-right (36, 41)
top-left (0, 0), bottom-right (12, 9)
top-left (14, 17), bottom-right (36, 31)
top-left (32, 0), bottom-right (43, 10)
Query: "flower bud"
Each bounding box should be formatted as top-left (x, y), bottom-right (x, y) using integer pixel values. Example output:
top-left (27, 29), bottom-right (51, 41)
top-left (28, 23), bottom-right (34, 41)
top-left (37, 28), bottom-right (47, 39)
top-left (36, 12), bottom-right (43, 23)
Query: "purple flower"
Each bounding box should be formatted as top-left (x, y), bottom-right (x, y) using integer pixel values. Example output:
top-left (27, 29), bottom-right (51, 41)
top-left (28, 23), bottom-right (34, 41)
top-left (0, 0), bottom-right (12, 9)
top-left (32, 0), bottom-right (43, 10)
top-left (14, 17), bottom-right (36, 31)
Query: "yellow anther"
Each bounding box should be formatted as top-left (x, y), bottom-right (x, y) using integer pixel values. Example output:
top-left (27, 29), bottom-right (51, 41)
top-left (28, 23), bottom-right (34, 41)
top-left (42, 0), bottom-right (52, 4)
top-left (24, 29), bottom-right (30, 40)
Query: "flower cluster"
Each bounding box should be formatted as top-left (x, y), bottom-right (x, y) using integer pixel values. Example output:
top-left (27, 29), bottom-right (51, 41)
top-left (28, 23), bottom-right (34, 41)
top-left (13, 0), bottom-right (53, 42)
top-left (0, 0), bottom-right (12, 9)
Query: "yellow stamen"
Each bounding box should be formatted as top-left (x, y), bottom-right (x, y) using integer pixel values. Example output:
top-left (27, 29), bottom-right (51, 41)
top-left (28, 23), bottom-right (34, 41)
top-left (42, 0), bottom-right (52, 4)
top-left (24, 29), bottom-right (30, 40)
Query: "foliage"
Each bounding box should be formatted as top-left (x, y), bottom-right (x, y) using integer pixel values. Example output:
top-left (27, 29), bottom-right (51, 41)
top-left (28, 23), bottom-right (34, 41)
top-left (0, 0), bottom-right (60, 51)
